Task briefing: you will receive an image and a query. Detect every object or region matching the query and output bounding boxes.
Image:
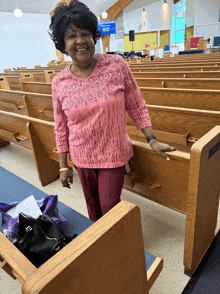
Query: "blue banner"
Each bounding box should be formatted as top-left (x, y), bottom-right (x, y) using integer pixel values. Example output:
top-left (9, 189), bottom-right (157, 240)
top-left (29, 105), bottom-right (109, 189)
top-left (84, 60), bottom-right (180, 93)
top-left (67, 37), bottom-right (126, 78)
top-left (98, 21), bottom-right (116, 35)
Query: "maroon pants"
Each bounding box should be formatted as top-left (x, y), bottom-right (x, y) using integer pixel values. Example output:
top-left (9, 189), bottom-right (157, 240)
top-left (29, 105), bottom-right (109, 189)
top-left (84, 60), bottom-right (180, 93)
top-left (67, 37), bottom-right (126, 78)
top-left (74, 165), bottom-right (125, 221)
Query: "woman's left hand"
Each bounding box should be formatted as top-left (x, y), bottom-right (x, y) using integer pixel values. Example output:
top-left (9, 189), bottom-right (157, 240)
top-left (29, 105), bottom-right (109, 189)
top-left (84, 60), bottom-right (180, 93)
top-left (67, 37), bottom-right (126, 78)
top-left (150, 140), bottom-right (176, 160)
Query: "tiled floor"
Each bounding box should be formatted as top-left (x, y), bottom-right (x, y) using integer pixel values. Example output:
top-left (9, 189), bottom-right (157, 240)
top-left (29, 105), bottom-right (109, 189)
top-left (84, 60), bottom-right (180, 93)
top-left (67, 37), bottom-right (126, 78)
top-left (1, 143), bottom-right (220, 294)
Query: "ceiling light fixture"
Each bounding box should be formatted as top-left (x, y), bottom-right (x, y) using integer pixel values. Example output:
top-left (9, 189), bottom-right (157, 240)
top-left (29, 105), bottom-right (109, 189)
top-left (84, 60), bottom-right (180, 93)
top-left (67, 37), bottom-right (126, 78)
top-left (164, 0), bottom-right (167, 11)
top-left (14, 0), bottom-right (22, 18)
top-left (161, 0), bottom-right (169, 25)
top-left (102, 11), bottom-right (108, 19)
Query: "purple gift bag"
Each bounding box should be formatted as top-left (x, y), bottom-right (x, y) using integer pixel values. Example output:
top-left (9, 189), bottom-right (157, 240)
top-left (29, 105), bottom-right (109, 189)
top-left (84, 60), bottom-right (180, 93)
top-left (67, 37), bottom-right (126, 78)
top-left (0, 195), bottom-right (67, 243)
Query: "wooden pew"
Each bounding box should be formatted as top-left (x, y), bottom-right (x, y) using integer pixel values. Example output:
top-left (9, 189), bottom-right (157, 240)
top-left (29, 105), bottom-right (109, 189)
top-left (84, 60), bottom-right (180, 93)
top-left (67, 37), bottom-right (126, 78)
top-left (0, 199), bottom-right (162, 294)
top-left (1, 64), bottom-right (68, 75)
top-left (132, 71), bottom-right (220, 79)
top-left (44, 70), bottom-right (56, 83)
top-left (3, 71), bottom-right (56, 83)
top-left (20, 81), bottom-right (52, 94)
top-left (5, 70), bottom-right (56, 91)
top-left (5, 72), bottom-right (35, 90)
top-left (0, 89), bottom-right (54, 121)
top-left (16, 77), bottom-right (220, 97)
top-left (1, 89), bottom-right (220, 152)
top-left (138, 87), bottom-right (220, 111)
top-left (126, 105), bottom-right (220, 152)
top-left (153, 52), bottom-right (220, 61)
top-left (130, 65), bottom-right (220, 72)
top-left (136, 77), bottom-right (220, 90)
top-left (130, 61), bottom-right (220, 68)
top-left (0, 77), bottom-right (10, 90)
top-left (0, 110), bottom-right (219, 277)
top-left (151, 57), bottom-right (220, 64)
top-left (3, 76), bottom-right (21, 91)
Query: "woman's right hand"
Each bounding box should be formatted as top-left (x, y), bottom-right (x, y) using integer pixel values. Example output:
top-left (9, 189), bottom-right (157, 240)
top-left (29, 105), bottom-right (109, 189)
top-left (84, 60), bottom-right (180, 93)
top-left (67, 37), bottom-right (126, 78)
top-left (60, 168), bottom-right (73, 189)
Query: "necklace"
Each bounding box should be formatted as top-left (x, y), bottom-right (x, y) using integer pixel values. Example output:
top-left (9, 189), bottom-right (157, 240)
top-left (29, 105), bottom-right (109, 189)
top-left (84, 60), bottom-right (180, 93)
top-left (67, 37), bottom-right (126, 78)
top-left (85, 62), bottom-right (92, 69)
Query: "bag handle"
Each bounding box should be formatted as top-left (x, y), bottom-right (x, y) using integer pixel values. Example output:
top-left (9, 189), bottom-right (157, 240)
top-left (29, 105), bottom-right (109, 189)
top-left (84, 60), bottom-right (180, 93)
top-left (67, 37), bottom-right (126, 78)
top-left (38, 214), bottom-right (64, 236)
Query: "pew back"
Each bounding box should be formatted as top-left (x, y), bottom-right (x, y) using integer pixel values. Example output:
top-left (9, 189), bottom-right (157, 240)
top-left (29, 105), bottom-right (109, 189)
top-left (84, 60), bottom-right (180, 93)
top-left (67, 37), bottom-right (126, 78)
top-left (0, 89), bottom-right (53, 121)
top-left (132, 71), bottom-right (220, 79)
top-left (136, 78), bottom-right (220, 90)
top-left (18, 77), bottom-right (220, 95)
top-left (140, 87), bottom-right (220, 111)
top-left (130, 65), bottom-right (220, 72)
top-left (0, 77), bottom-right (10, 90)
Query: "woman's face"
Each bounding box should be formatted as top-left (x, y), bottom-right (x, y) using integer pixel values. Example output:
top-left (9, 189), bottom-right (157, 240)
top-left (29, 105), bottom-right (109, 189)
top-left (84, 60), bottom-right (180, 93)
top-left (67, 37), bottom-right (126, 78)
top-left (64, 24), bottom-right (95, 65)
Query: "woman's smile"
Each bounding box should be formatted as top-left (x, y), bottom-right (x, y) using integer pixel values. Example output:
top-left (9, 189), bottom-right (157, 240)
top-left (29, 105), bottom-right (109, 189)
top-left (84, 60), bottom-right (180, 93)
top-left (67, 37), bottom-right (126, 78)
top-left (64, 25), bottom-right (95, 66)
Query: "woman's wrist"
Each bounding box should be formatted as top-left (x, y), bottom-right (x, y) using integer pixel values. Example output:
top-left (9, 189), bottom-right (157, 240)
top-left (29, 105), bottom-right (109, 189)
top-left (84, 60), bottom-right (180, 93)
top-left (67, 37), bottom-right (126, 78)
top-left (149, 139), bottom-right (158, 148)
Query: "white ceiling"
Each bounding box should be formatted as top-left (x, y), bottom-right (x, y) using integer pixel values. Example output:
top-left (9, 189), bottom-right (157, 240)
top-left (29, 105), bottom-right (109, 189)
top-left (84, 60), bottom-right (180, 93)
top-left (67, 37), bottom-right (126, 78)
top-left (0, 0), bottom-right (120, 16)
top-left (2, 1), bottom-right (220, 17)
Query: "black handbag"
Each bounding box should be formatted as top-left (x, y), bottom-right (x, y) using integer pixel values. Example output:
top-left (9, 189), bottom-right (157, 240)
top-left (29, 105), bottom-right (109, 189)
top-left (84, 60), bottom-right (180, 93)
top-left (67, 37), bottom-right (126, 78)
top-left (14, 212), bottom-right (77, 268)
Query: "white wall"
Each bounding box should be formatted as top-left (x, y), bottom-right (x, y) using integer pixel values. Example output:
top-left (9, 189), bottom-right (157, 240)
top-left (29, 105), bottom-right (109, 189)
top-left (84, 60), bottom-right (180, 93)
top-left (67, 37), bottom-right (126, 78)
top-left (186, 0), bottom-right (196, 27)
top-left (109, 11), bottom-right (124, 52)
top-left (0, 12), bottom-right (57, 72)
top-left (123, 0), bottom-right (172, 34)
top-left (0, 11), bottom-right (103, 72)
top-left (194, 0), bottom-right (219, 25)
top-left (193, 0), bottom-right (220, 44)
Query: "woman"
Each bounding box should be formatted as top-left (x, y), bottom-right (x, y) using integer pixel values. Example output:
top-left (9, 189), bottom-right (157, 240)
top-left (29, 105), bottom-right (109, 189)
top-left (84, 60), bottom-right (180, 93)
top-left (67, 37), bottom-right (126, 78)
top-left (48, 0), bottom-right (175, 222)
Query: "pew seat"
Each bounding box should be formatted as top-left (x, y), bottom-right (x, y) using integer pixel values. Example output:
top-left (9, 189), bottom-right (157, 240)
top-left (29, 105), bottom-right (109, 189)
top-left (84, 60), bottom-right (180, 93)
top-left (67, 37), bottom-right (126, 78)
top-left (0, 166), bottom-right (163, 294)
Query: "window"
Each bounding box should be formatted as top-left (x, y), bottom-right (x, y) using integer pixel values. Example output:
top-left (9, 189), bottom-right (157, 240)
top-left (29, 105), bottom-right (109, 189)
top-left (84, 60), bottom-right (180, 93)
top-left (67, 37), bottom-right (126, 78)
top-left (171, 0), bottom-right (186, 44)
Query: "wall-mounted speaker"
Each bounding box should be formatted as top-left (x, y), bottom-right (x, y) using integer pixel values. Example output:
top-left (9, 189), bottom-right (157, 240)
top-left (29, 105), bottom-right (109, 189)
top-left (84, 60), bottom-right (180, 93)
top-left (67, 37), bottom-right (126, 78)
top-left (129, 30), bottom-right (135, 42)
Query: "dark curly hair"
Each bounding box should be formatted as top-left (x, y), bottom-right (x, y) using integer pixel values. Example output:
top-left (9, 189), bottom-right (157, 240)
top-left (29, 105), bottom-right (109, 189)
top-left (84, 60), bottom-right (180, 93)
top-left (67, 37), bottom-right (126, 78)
top-left (48, 0), bottom-right (101, 55)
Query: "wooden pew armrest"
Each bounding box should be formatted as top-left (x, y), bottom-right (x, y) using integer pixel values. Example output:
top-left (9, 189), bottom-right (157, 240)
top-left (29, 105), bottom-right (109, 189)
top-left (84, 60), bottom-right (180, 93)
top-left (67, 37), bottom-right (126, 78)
top-left (147, 256), bottom-right (163, 290)
top-left (0, 129), bottom-right (28, 143)
top-left (0, 232), bottom-right (36, 283)
top-left (0, 100), bottom-right (24, 110)
top-left (22, 201), bottom-right (149, 294)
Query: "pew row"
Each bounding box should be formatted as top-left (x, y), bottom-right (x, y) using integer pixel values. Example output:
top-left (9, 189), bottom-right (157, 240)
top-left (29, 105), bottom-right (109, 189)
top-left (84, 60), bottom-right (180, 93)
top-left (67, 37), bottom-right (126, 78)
top-left (130, 61), bottom-right (220, 68)
top-left (0, 199), bottom-right (162, 293)
top-left (143, 57), bottom-right (220, 64)
top-left (154, 52), bottom-right (220, 60)
top-left (127, 105), bottom-right (220, 152)
top-left (21, 81), bottom-right (52, 94)
top-left (1, 63), bottom-right (68, 75)
top-left (3, 71), bottom-right (56, 83)
top-left (130, 65), bottom-right (220, 72)
top-left (132, 71), bottom-right (220, 79)
top-left (136, 78), bottom-right (220, 89)
top-left (4, 68), bottom-right (220, 91)
top-left (0, 77), bottom-right (10, 90)
top-left (0, 90), bottom-right (54, 121)
top-left (19, 77), bottom-right (220, 95)
top-left (139, 87), bottom-right (220, 111)
top-left (1, 90), bottom-right (220, 152)
top-left (0, 110), bottom-right (219, 277)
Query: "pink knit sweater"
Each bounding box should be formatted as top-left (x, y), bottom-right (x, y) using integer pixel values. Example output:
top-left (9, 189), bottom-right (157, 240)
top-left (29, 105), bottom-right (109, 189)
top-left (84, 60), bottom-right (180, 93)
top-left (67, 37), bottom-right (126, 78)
top-left (51, 54), bottom-right (152, 168)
